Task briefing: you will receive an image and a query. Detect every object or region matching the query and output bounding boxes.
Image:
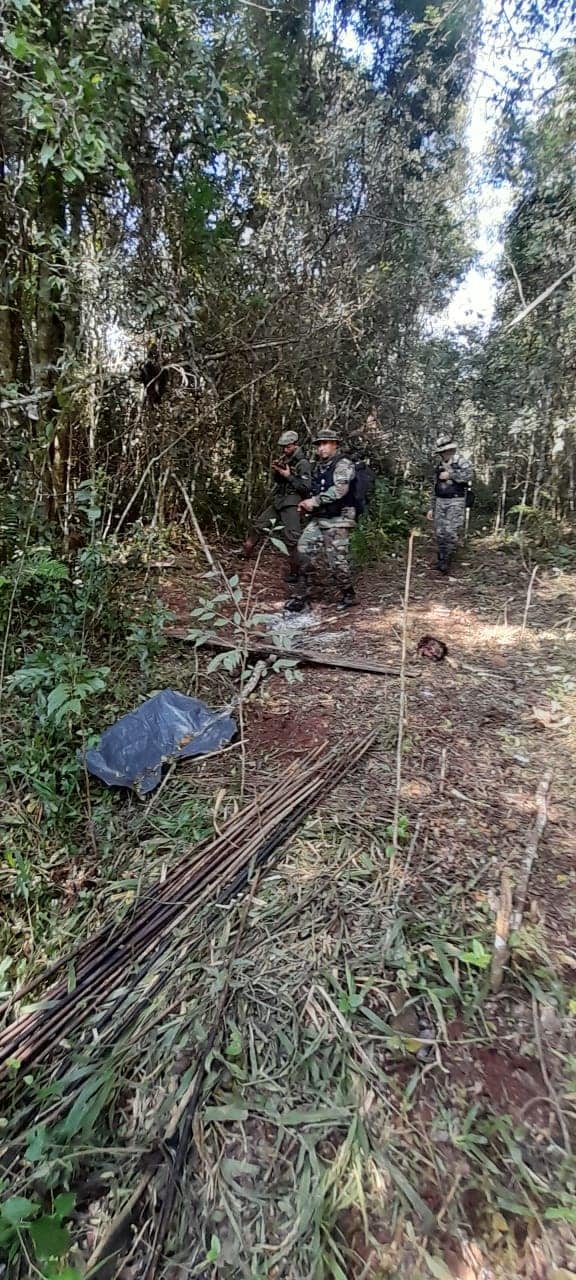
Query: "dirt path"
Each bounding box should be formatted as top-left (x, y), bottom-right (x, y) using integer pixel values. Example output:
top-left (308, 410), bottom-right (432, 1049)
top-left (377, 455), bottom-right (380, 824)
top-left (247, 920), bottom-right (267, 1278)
top-left (157, 535), bottom-right (576, 1279)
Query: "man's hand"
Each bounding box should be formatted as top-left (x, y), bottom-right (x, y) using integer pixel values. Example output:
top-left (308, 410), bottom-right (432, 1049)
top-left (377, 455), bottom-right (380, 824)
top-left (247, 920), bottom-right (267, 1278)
top-left (272, 461), bottom-right (290, 478)
top-left (438, 469), bottom-right (449, 481)
top-left (426, 509), bottom-right (434, 522)
top-left (299, 497), bottom-right (316, 513)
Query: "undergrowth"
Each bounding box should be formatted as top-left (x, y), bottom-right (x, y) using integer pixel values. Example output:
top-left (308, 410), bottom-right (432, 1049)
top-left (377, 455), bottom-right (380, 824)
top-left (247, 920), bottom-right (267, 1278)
top-left (0, 533), bottom-right (176, 985)
top-left (1, 532), bottom-right (575, 1278)
top-left (2, 809), bottom-right (574, 1278)
top-left (351, 481), bottom-right (424, 565)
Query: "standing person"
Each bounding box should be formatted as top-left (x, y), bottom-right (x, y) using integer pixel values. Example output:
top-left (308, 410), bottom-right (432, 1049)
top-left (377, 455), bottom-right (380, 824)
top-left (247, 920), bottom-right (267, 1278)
top-left (427, 434), bottom-right (473, 574)
top-left (241, 431), bottom-right (312, 582)
top-left (286, 426), bottom-right (357, 612)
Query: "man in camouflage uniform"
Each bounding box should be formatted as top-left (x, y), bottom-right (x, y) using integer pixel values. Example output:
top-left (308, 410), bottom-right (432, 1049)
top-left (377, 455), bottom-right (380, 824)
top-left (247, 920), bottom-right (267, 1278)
top-left (286, 426), bottom-right (357, 611)
top-left (427, 433), bottom-right (473, 574)
top-left (241, 430), bottom-right (311, 582)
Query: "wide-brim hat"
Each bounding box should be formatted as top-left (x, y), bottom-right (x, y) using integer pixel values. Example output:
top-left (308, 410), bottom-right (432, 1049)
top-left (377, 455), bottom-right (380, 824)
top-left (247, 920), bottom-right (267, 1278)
top-left (436, 434), bottom-right (457, 451)
top-left (277, 429), bottom-right (299, 447)
top-left (314, 427), bottom-right (340, 443)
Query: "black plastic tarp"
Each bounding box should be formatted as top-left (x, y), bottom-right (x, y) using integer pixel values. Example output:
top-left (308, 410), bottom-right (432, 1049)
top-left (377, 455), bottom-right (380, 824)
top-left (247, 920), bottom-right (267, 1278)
top-left (83, 690), bottom-right (236, 796)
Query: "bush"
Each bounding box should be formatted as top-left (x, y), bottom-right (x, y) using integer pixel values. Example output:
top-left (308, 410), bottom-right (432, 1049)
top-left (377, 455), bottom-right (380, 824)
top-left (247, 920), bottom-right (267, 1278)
top-left (351, 480), bottom-right (423, 565)
top-left (0, 539), bottom-right (172, 831)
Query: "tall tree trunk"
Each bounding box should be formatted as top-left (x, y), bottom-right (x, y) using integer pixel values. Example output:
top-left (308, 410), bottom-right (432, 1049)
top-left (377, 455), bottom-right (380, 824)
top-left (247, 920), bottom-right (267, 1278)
top-left (517, 426), bottom-right (535, 532)
top-left (0, 161), bottom-right (20, 387)
top-left (33, 168), bottom-right (67, 521)
top-left (495, 456), bottom-right (509, 534)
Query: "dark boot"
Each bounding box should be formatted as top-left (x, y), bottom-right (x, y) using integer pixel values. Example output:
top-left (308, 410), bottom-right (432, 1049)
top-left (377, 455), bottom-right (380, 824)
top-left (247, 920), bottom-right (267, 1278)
top-left (336, 588), bottom-right (357, 611)
top-left (231, 535), bottom-right (258, 560)
top-left (284, 548), bottom-right (300, 584)
top-left (285, 594), bottom-right (310, 613)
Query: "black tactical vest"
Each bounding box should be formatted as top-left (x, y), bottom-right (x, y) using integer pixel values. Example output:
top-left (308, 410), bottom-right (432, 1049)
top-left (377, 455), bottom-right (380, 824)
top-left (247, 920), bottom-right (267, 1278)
top-left (311, 453), bottom-right (353, 519)
top-left (434, 464), bottom-right (467, 500)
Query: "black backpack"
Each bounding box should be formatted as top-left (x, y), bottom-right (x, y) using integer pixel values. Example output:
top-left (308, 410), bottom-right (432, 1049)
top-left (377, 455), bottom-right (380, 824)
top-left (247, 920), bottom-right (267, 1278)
top-left (350, 461), bottom-right (376, 516)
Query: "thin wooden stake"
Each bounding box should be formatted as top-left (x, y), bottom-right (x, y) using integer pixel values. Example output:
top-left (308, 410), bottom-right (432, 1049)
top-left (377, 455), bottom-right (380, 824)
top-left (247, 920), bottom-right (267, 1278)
top-left (511, 770), bottom-right (552, 931)
top-left (388, 529), bottom-right (416, 900)
top-left (520, 565), bottom-right (539, 641)
top-left (490, 867), bottom-right (513, 994)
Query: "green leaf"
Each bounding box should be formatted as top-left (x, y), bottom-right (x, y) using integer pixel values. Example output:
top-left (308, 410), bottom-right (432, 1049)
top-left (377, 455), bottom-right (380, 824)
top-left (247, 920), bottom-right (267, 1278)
top-left (29, 1214), bottom-right (70, 1260)
top-left (57, 1071), bottom-right (113, 1140)
top-left (1, 1195), bottom-right (38, 1225)
top-left (5, 30), bottom-right (34, 60)
top-left (63, 166), bottom-right (84, 184)
top-left (205, 1233), bottom-right (220, 1262)
top-left (53, 1193), bottom-right (75, 1219)
top-left (25, 1125), bottom-right (48, 1164)
top-left (39, 141), bottom-right (57, 166)
top-left (431, 940), bottom-right (460, 994)
top-left (46, 684), bottom-right (71, 719)
top-left (206, 652), bottom-right (228, 672)
top-left (203, 1104), bottom-right (248, 1122)
top-left (226, 1028), bottom-right (243, 1058)
top-left (281, 1107), bottom-right (351, 1126)
top-left (545, 1206), bottom-right (576, 1224)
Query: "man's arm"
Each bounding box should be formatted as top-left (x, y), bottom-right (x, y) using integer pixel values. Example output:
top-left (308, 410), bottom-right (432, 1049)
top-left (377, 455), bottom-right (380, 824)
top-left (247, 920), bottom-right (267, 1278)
top-left (309, 458), bottom-right (354, 509)
top-left (290, 457), bottom-right (312, 496)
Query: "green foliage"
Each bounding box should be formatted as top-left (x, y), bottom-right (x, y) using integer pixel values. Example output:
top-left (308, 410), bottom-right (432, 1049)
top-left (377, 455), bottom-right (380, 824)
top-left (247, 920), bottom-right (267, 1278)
top-left (506, 504), bottom-right (572, 549)
top-left (351, 482), bottom-right (423, 565)
top-left (9, 652), bottom-right (110, 725)
top-left (187, 570), bottom-right (303, 685)
top-left (0, 1188), bottom-right (76, 1272)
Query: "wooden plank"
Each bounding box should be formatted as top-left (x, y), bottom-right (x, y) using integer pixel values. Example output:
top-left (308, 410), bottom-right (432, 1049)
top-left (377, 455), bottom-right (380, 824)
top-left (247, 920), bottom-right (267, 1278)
top-left (167, 629), bottom-right (418, 678)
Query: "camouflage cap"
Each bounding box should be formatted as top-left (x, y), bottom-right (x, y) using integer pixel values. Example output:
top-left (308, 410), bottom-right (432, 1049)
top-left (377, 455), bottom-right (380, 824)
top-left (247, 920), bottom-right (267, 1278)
top-left (314, 427), bottom-right (340, 443)
top-left (436, 434), bottom-right (457, 451)
top-left (278, 430), bottom-right (299, 447)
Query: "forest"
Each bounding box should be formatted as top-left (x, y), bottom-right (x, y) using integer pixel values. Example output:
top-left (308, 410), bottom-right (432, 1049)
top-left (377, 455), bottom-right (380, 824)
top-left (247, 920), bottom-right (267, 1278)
top-left (1, 0), bottom-right (576, 1276)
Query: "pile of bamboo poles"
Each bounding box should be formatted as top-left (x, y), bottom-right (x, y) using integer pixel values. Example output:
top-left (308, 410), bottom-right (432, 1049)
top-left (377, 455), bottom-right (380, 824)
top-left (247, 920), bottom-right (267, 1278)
top-left (0, 729), bottom-right (378, 1080)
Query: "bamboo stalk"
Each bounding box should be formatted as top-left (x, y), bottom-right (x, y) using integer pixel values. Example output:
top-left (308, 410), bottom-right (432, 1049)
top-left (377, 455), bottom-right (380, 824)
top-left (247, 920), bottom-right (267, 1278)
top-left (0, 731), bottom-right (378, 1077)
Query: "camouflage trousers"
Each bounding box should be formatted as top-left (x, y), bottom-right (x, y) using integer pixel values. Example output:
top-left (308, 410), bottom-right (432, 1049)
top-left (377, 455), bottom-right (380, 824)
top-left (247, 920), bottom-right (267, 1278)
top-left (434, 498), bottom-right (466, 558)
top-left (296, 519), bottom-right (353, 597)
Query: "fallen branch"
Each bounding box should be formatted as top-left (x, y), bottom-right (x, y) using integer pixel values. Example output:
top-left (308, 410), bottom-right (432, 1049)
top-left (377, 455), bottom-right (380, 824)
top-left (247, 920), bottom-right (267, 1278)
top-left (532, 993), bottom-right (572, 1154)
top-left (489, 773), bottom-right (552, 994)
top-left (511, 770), bottom-right (552, 931)
top-left (168, 630), bottom-right (418, 679)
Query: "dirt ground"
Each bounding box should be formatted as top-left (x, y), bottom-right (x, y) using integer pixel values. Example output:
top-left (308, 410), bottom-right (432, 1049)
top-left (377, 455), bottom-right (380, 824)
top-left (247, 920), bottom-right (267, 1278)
top-left (161, 536), bottom-right (575, 951)
top-left (155, 533), bottom-right (576, 1280)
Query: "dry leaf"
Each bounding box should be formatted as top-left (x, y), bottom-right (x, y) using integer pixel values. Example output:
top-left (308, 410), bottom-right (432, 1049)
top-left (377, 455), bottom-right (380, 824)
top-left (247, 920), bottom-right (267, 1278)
top-left (531, 703), bottom-right (572, 729)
